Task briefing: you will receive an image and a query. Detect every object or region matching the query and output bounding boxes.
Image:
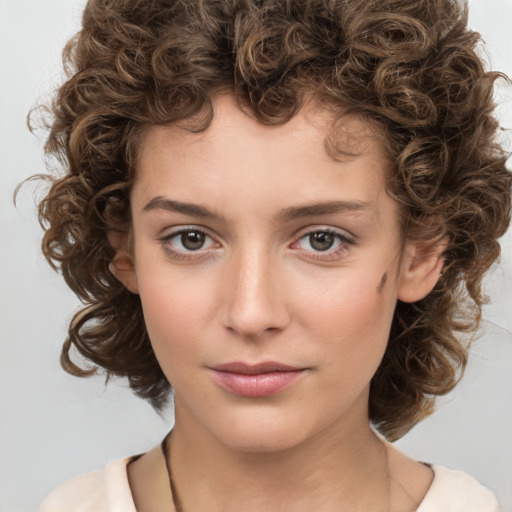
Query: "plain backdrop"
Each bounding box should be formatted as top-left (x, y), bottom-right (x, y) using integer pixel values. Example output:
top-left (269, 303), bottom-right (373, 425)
top-left (1, 1), bottom-right (511, 511)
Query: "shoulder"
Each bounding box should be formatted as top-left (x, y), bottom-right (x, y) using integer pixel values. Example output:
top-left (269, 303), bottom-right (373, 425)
top-left (39, 470), bottom-right (107, 512)
top-left (39, 457), bottom-right (136, 512)
top-left (418, 465), bottom-right (500, 512)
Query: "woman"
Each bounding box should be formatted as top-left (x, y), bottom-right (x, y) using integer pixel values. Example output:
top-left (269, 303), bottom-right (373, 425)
top-left (36, 0), bottom-right (510, 510)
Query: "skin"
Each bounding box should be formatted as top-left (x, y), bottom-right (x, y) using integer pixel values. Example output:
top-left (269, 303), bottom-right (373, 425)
top-left (113, 95), bottom-right (443, 511)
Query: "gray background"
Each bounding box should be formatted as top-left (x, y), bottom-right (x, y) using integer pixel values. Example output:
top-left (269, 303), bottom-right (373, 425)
top-left (1, 1), bottom-right (511, 511)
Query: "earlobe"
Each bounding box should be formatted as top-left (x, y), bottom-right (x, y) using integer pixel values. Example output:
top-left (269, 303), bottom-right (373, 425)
top-left (107, 229), bottom-right (139, 295)
top-left (397, 239), bottom-right (446, 303)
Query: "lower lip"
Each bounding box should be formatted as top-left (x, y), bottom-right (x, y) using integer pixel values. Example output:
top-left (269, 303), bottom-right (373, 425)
top-left (210, 370), bottom-right (305, 397)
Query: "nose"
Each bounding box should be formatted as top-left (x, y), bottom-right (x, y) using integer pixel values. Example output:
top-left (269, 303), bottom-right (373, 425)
top-left (222, 247), bottom-right (290, 338)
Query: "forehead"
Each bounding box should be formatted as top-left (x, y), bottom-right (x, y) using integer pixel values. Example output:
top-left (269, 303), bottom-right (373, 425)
top-left (134, 95), bottom-right (393, 220)
top-left (138, 95), bottom-right (386, 168)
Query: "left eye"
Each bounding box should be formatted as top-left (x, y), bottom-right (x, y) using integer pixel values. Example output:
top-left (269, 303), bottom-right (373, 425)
top-left (296, 230), bottom-right (350, 253)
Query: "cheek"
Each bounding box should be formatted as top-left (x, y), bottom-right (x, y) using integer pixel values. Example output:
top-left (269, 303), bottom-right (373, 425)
top-left (136, 269), bottom-right (215, 369)
top-left (294, 269), bottom-right (397, 373)
top-left (296, 269), bottom-right (396, 333)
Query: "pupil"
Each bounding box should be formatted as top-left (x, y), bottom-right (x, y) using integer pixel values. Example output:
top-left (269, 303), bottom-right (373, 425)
top-left (181, 231), bottom-right (205, 250)
top-left (310, 232), bottom-right (334, 251)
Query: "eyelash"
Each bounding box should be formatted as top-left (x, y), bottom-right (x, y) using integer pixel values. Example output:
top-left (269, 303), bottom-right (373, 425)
top-left (291, 228), bottom-right (355, 261)
top-left (159, 226), bottom-right (356, 262)
top-left (159, 227), bottom-right (219, 261)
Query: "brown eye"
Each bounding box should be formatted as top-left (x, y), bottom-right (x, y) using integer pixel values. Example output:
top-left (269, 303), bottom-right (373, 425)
top-left (309, 232), bottom-right (335, 251)
top-left (160, 227), bottom-right (218, 260)
top-left (294, 228), bottom-right (354, 260)
top-left (180, 231), bottom-right (206, 250)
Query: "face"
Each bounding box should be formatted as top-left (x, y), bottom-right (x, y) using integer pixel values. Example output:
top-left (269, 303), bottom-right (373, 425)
top-left (123, 96), bottom-right (418, 453)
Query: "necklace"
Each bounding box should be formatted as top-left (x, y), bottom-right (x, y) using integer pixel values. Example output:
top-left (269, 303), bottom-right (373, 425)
top-left (162, 432), bottom-right (184, 512)
top-left (162, 431), bottom-right (393, 512)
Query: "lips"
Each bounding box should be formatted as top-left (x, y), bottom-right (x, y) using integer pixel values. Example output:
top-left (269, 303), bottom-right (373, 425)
top-left (209, 362), bottom-right (306, 397)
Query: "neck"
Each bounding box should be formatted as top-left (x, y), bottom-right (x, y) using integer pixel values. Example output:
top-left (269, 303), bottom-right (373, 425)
top-left (167, 411), bottom-right (391, 512)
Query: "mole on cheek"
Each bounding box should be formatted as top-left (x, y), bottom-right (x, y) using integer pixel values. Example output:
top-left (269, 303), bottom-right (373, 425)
top-left (377, 272), bottom-right (388, 294)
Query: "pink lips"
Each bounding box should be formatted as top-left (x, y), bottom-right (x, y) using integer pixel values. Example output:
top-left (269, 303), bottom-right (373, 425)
top-left (209, 362), bottom-right (305, 397)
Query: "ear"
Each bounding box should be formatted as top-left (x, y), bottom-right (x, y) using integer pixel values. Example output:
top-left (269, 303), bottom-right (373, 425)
top-left (397, 238), bottom-right (445, 303)
top-left (107, 229), bottom-right (139, 294)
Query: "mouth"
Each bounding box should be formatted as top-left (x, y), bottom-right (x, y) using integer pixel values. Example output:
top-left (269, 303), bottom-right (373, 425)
top-left (209, 361), bottom-right (307, 397)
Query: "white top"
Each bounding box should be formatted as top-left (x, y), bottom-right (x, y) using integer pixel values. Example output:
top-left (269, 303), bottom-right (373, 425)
top-left (39, 457), bottom-right (500, 512)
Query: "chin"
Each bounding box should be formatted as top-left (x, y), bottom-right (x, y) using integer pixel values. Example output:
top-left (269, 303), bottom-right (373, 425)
top-left (218, 431), bottom-right (305, 454)
top-left (208, 410), bottom-right (315, 454)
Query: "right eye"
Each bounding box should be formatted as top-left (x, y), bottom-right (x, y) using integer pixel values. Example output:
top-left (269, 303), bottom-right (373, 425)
top-left (160, 227), bottom-right (219, 260)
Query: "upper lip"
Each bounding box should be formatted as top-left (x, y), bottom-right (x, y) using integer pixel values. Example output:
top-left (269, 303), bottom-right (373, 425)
top-left (210, 362), bottom-right (303, 375)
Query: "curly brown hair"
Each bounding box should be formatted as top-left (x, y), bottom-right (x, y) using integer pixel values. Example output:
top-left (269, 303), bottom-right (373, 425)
top-left (36, 0), bottom-right (511, 441)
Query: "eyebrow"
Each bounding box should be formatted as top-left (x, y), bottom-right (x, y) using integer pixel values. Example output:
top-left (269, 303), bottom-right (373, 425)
top-left (276, 200), bottom-right (373, 221)
top-left (142, 196), bottom-right (372, 222)
top-left (143, 197), bottom-right (224, 220)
